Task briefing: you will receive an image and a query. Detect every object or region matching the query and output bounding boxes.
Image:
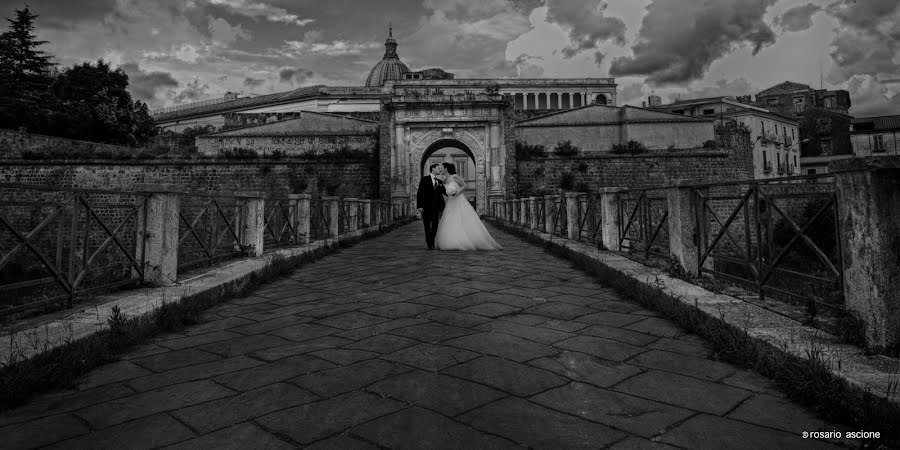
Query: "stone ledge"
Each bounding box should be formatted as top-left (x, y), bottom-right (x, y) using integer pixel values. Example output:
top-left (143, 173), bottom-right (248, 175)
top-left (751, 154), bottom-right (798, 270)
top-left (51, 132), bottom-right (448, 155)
top-left (487, 218), bottom-right (900, 407)
top-left (0, 221), bottom-right (412, 365)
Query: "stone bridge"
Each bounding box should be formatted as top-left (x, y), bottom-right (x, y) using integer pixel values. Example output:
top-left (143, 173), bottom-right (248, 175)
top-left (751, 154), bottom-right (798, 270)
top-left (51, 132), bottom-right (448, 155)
top-left (0, 222), bottom-right (848, 449)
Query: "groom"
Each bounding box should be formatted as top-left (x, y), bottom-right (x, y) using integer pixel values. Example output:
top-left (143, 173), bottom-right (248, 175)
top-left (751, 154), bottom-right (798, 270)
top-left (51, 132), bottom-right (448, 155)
top-left (416, 163), bottom-right (446, 250)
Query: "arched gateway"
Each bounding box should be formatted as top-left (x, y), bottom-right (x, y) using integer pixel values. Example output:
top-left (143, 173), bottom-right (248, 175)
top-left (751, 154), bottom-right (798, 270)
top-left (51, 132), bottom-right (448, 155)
top-left (381, 93), bottom-right (513, 215)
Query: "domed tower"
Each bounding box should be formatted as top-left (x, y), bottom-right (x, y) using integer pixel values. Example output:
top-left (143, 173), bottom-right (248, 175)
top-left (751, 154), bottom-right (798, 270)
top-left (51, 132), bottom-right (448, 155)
top-left (365, 26), bottom-right (410, 87)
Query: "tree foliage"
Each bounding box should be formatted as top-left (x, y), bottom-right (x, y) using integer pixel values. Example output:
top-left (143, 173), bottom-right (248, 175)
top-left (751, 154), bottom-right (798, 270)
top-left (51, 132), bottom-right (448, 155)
top-left (0, 6), bottom-right (157, 145)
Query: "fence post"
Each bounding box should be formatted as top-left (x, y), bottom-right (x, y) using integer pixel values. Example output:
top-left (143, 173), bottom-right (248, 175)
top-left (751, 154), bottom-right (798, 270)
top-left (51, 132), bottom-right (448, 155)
top-left (516, 198), bottom-right (524, 226)
top-left (324, 196), bottom-right (339, 238)
top-left (345, 198), bottom-right (359, 232)
top-left (237, 192), bottom-right (265, 257)
top-left (564, 192), bottom-right (579, 240)
top-left (833, 158), bottom-right (900, 350)
top-left (135, 186), bottom-right (180, 287)
top-left (295, 194), bottom-right (311, 244)
top-left (667, 186), bottom-right (702, 276)
top-left (373, 200), bottom-right (383, 226)
top-left (544, 195), bottom-right (555, 233)
top-left (600, 187), bottom-right (627, 250)
top-left (528, 197), bottom-right (538, 230)
top-left (360, 199), bottom-right (372, 228)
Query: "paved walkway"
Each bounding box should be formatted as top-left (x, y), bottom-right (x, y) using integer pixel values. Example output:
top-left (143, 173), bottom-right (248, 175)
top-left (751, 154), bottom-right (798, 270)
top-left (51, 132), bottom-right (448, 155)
top-left (0, 223), bottom-right (846, 449)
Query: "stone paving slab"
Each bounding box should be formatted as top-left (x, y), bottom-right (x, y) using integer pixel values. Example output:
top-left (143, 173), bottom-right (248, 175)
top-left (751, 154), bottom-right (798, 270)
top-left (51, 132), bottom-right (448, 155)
top-left (0, 222), bottom-right (855, 448)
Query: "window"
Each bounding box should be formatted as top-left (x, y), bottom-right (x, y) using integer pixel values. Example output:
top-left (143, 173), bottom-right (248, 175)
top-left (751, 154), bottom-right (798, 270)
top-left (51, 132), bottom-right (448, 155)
top-left (455, 157), bottom-right (469, 178)
top-left (763, 151), bottom-right (767, 165)
top-left (767, 98), bottom-right (778, 106)
top-left (794, 155), bottom-right (797, 167)
top-left (793, 97), bottom-right (805, 104)
top-left (821, 139), bottom-right (832, 155)
top-left (761, 121), bottom-right (765, 134)
top-left (808, 169), bottom-right (817, 175)
top-left (791, 129), bottom-right (795, 140)
top-left (873, 135), bottom-right (885, 152)
top-left (703, 108), bottom-right (715, 115)
top-left (775, 124), bottom-right (778, 134)
top-left (777, 153), bottom-right (781, 165)
top-left (824, 97), bottom-right (834, 108)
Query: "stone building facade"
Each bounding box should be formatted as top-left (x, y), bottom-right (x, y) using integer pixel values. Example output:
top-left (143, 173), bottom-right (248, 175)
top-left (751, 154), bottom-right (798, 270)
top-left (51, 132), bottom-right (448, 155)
top-left (851, 115), bottom-right (900, 156)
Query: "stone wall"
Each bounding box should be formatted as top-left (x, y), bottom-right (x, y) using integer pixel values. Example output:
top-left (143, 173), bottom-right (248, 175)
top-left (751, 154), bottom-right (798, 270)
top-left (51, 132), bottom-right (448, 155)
top-left (0, 159), bottom-right (380, 199)
top-left (196, 133), bottom-right (378, 157)
top-left (0, 129), bottom-right (134, 159)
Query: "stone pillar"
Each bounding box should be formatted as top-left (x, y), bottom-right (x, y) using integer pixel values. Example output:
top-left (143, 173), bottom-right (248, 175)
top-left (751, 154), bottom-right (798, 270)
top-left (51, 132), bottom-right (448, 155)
top-left (564, 192), bottom-right (579, 240)
top-left (324, 196), bottom-right (339, 238)
top-left (519, 198), bottom-right (527, 227)
top-left (667, 186), bottom-right (702, 276)
top-left (360, 199), bottom-right (372, 228)
top-left (238, 192), bottom-right (265, 257)
top-left (529, 197), bottom-right (539, 230)
top-left (832, 157), bottom-right (900, 350)
top-left (135, 186), bottom-right (180, 287)
top-left (345, 198), bottom-right (358, 232)
top-left (295, 194), bottom-right (311, 244)
top-left (544, 195), bottom-right (556, 232)
top-left (600, 187), bottom-right (627, 251)
top-left (372, 200), bottom-right (382, 226)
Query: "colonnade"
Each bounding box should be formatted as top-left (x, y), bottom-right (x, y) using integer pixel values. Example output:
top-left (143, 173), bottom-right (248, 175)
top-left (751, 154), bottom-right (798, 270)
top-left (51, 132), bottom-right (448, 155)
top-left (508, 92), bottom-right (611, 110)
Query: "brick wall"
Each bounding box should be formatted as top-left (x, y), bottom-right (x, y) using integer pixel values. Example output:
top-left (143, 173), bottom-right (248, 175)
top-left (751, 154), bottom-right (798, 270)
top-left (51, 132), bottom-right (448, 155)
top-left (0, 129), bottom-right (134, 158)
top-left (514, 150), bottom-right (753, 196)
top-left (0, 159), bottom-right (380, 199)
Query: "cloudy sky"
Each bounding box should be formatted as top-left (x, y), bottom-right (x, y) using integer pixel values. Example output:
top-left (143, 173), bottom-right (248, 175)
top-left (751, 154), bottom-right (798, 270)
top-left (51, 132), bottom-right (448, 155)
top-left (4, 0), bottom-right (896, 116)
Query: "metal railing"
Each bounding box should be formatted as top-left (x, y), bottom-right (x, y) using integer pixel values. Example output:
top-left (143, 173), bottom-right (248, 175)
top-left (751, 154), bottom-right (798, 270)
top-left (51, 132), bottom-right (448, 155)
top-left (264, 198), bottom-right (298, 250)
top-left (177, 194), bottom-right (245, 272)
top-left (575, 194), bottom-right (603, 245)
top-left (0, 183), bottom-right (149, 316)
top-left (618, 189), bottom-right (669, 258)
top-left (692, 173), bottom-right (842, 309)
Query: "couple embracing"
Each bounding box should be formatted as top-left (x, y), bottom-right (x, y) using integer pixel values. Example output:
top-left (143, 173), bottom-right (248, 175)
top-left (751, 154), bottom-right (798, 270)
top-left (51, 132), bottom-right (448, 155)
top-left (416, 162), bottom-right (502, 251)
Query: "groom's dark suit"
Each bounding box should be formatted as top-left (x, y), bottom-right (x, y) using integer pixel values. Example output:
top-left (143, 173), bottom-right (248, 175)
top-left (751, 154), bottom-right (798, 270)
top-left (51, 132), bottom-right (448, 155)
top-left (417, 174), bottom-right (446, 249)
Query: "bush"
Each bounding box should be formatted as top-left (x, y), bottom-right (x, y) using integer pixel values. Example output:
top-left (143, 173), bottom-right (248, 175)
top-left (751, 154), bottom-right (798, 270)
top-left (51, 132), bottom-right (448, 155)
top-left (554, 140), bottom-right (580, 157)
top-left (533, 167), bottom-right (545, 177)
top-left (575, 181), bottom-right (591, 193)
top-left (666, 143), bottom-right (677, 152)
top-left (515, 141), bottom-right (546, 160)
top-left (702, 139), bottom-right (717, 149)
top-left (559, 172), bottom-right (575, 191)
top-left (576, 162), bottom-right (588, 173)
top-left (610, 140), bottom-right (647, 154)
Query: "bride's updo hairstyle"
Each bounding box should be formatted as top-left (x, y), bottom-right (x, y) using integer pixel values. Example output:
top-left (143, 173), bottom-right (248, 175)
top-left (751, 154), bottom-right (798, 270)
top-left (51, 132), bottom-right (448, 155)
top-left (442, 162), bottom-right (457, 175)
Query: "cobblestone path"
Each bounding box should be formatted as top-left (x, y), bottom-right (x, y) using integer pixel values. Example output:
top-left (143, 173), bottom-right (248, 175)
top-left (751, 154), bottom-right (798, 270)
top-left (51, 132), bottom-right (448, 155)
top-left (0, 222), bottom-right (845, 449)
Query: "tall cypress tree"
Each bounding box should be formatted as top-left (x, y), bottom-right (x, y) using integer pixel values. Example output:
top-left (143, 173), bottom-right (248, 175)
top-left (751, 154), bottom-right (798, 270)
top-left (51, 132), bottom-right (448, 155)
top-left (0, 6), bottom-right (56, 130)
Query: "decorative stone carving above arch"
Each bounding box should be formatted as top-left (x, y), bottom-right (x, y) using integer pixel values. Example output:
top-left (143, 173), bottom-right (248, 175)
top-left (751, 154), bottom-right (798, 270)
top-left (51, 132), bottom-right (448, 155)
top-left (405, 126), bottom-right (489, 214)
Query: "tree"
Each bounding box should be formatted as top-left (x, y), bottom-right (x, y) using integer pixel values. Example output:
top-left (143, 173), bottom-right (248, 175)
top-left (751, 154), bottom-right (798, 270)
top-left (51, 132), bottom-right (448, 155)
top-left (0, 5), bottom-right (56, 130)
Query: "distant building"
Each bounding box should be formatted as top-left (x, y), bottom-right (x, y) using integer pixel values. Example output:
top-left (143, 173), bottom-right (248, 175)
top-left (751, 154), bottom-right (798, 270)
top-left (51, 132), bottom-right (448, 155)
top-left (754, 81), bottom-right (853, 157)
top-left (851, 115), bottom-right (900, 156)
top-left (647, 95), bottom-right (662, 107)
top-left (654, 96), bottom-right (800, 178)
top-left (516, 104), bottom-right (715, 153)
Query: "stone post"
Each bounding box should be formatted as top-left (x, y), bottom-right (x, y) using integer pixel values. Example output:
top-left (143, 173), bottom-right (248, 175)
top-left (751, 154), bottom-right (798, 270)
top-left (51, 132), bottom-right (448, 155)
top-left (517, 198), bottom-right (525, 227)
top-left (360, 199), bottom-right (372, 228)
top-left (544, 195), bottom-right (555, 233)
top-left (564, 192), bottom-right (579, 240)
top-left (345, 198), bottom-right (359, 232)
top-left (372, 200), bottom-right (382, 226)
top-left (237, 192), bottom-right (265, 257)
top-left (295, 194), bottom-right (311, 244)
top-left (135, 185), bottom-right (180, 287)
top-left (667, 186), bottom-right (702, 276)
top-left (324, 196), bottom-right (339, 238)
top-left (832, 157), bottom-right (900, 350)
top-left (529, 197), bottom-right (539, 230)
top-left (600, 187), bottom-right (627, 251)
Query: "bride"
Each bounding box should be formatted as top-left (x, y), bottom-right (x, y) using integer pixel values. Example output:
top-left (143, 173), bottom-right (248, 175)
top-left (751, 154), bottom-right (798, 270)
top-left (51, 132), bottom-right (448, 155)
top-left (435, 162), bottom-right (502, 251)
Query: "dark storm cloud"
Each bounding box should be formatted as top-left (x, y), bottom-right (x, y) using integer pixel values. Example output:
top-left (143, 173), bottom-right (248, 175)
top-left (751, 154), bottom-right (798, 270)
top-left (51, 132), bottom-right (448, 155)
top-left (546, 0), bottom-right (626, 58)
top-left (279, 67), bottom-right (314, 85)
top-left (174, 78), bottom-right (211, 103)
top-left (609, 0), bottom-right (778, 86)
top-left (825, 0), bottom-right (900, 84)
top-left (119, 62), bottom-right (180, 104)
top-left (775, 3), bottom-right (821, 32)
top-left (243, 77), bottom-right (265, 87)
top-left (0, 0), bottom-right (117, 28)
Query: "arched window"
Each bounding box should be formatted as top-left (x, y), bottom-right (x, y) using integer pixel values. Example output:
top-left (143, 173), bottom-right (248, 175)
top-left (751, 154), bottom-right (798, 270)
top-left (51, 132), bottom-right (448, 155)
top-left (595, 94), bottom-right (608, 105)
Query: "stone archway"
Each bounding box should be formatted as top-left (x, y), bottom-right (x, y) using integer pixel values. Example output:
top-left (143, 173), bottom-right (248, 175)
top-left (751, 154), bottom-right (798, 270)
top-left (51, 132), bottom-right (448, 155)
top-left (419, 138), bottom-right (478, 207)
top-left (406, 128), bottom-right (489, 214)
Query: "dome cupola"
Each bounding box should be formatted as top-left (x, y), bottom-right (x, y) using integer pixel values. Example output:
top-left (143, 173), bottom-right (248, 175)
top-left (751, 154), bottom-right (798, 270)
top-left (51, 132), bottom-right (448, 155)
top-left (365, 25), bottom-right (410, 87)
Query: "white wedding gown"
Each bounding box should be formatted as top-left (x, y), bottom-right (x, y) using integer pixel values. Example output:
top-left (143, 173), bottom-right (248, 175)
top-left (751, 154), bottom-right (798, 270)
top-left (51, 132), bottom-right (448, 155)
top-left (435, 180), bottom-right (502, 251)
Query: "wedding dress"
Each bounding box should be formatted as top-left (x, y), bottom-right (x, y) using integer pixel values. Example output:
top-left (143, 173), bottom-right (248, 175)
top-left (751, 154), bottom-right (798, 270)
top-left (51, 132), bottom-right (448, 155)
top-left (435, 178), bottom-right (502, 251)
